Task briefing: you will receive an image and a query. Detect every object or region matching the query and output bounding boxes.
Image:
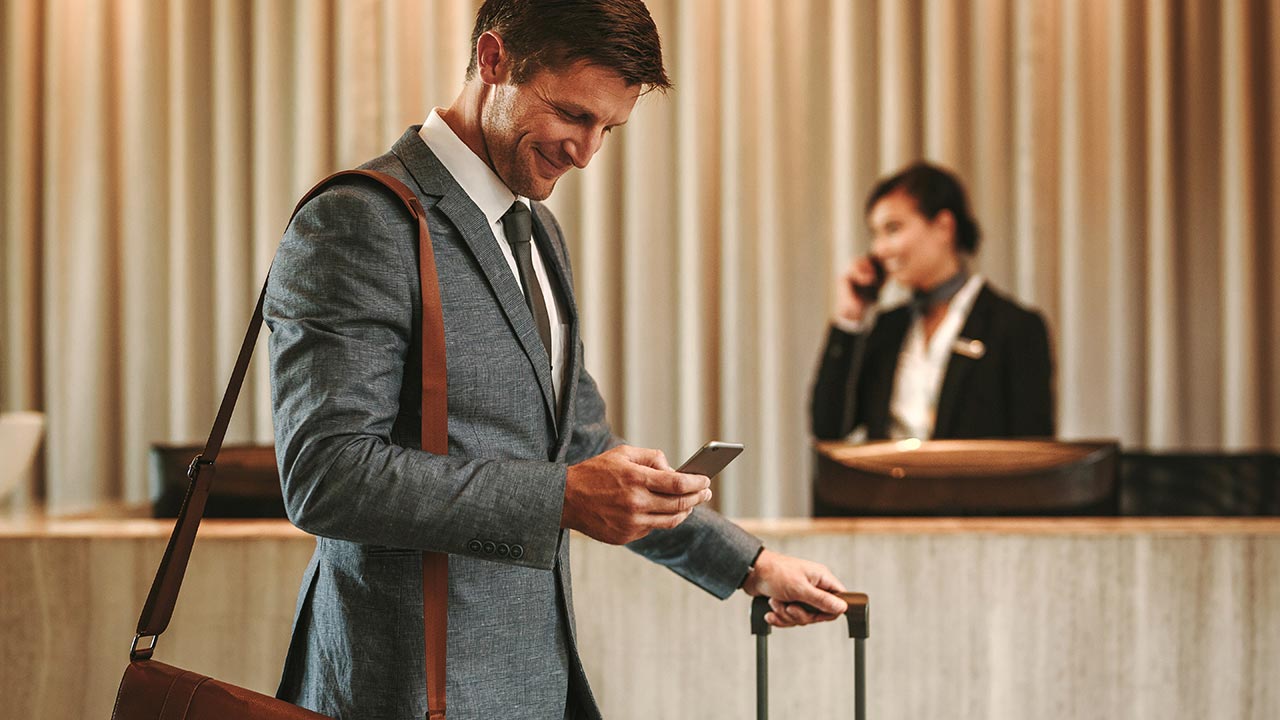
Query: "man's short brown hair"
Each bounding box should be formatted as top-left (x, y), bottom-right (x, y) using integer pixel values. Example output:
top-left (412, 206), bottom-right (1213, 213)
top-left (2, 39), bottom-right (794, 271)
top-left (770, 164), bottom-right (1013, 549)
top-left (466, 0), bottom-right (671, 92)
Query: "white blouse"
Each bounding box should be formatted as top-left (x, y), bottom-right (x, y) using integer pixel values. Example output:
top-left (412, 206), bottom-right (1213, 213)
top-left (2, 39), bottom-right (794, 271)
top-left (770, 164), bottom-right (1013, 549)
top-left (888, 275), bottom-right (986, 440)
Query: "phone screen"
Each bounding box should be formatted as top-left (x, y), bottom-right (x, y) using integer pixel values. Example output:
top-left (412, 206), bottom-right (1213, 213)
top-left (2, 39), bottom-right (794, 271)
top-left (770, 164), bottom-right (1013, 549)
top-left (675, 441), bottom-right (744, 479)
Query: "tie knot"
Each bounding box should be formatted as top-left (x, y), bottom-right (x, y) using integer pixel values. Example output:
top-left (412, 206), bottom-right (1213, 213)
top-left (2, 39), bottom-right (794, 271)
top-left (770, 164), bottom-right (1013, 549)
top-left (502, 201), bottom-right (532, 246)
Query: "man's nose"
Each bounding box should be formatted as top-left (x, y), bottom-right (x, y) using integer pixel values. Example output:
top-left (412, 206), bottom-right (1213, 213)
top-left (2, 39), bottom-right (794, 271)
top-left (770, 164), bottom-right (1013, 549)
top-left (566, 129), bottom-right (604, 169)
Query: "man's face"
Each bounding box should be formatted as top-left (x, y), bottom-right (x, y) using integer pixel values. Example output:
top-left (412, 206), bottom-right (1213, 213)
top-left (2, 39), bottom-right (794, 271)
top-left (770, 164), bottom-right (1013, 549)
top-left (481, 60), bottom-right (640, 200)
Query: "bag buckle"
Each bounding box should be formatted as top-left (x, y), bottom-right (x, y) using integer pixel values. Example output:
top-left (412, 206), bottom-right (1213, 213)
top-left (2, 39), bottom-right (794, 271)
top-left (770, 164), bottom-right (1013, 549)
top-left (130, 633), bottom-right (158, 661)
top-left (187, 453), bottom-right (213, 480)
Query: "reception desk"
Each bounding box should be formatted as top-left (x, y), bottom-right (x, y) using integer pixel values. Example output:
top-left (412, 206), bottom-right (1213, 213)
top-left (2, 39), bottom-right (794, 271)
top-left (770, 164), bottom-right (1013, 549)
top-left (2, 517), bottom-right (1278, 719)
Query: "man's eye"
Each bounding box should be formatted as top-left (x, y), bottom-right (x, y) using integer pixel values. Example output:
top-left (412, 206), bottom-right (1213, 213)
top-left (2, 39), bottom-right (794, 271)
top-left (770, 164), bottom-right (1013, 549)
top-left (558, 108), bottom-right (588, 123)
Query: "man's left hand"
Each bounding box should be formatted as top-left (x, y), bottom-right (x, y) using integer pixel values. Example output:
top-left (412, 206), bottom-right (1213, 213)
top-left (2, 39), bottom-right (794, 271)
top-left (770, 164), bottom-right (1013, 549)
top-left (740, 548), bottom-right (848, 627)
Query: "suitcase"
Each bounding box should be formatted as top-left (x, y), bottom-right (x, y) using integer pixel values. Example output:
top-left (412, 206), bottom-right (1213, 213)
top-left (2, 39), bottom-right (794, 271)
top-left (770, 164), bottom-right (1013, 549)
top-left (750, 592), bottom-right (869, 719)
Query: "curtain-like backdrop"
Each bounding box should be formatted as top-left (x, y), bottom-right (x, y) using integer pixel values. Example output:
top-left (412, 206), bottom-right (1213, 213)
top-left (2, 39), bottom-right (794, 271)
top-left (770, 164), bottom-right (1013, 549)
top-left (2, 0), bottom-right (1277, 516)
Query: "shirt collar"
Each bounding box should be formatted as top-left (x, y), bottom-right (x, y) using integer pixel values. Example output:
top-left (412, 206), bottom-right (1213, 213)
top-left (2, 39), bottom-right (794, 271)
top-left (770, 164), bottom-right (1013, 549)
top-left (946, 274), bottom-right (985, 321)
top-left (418, 109), bottom-right (526, 227)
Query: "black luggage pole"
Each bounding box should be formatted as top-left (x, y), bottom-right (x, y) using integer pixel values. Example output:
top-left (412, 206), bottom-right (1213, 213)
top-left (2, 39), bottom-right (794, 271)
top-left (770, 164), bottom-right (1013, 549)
top-left (750, 597), bottom-right (772, 720)
top-left (844, 592), bottom-right (870, 720)
top-left (749, 592), bottom-right (870, 720)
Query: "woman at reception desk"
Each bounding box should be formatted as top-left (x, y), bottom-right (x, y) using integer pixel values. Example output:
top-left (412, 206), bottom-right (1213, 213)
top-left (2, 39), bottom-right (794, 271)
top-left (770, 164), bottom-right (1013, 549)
top-left (811, 162), bottom-right (1054, 442)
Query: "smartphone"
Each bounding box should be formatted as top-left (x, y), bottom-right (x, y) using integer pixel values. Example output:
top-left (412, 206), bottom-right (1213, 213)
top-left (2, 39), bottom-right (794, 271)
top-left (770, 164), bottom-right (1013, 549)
top-left (675, 441), bottom-right (744, 478)
top-left (851, 254), bottom-right (887, 303)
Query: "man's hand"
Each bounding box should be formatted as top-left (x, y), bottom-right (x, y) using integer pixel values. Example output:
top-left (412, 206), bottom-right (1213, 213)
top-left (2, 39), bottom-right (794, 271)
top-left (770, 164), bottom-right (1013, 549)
top-left (741, 549), bottom-right (848, 627)
top-left (562, 445), bottom-right (713, 545)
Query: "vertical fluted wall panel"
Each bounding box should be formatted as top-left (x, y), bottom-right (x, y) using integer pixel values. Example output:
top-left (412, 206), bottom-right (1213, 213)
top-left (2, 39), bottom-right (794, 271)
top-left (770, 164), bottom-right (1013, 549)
top-left (1103, 0), bottom-right (1145, 443)
top-left (117, 0), bottom-right (172, 502)
top-left (41, 0), bottom-right (120, 513)
top-left (1264, 0), bottom-right (1274, 443)
top-left (2, 0), bottom-right (45, 420)
top-left (975, 1), bottom-right (1013, 286)
top-left (2, 0), bottom-right (1277, 515)
top-left (1219, 0), bottom-right (1261, 448)
top-left (1179, 0), bottom-right (1225, 446)
top-left (1144, 0), bottom-right (1180, 447)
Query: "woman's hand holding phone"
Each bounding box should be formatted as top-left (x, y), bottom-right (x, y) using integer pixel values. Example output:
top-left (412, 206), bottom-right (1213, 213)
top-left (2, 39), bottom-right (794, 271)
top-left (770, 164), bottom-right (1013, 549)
top-left (835, 254), bottom-right (886, 324)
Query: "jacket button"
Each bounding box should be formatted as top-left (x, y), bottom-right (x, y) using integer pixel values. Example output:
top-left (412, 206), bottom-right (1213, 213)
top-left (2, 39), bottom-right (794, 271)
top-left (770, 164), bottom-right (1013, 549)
top-left (483, 541), bottom-right (496, 555)
top-left (510, 544), bottom-right (524, 559)
top-left (467, 539), bottom-right (483, 553)
top-left (496, 543), bottom-right (510, 557)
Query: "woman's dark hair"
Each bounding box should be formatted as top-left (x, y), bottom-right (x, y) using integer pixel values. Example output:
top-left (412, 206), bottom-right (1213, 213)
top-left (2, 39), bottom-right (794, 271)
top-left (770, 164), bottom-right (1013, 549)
top-left (864, 162), bottom-right (981, 253)
top-left (466, 0), bottom-right (671, 93)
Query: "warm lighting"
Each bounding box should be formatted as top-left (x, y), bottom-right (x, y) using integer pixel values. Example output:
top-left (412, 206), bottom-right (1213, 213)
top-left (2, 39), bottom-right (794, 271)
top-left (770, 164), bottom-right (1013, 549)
top-left (896, 438), bottom-right (923, 451)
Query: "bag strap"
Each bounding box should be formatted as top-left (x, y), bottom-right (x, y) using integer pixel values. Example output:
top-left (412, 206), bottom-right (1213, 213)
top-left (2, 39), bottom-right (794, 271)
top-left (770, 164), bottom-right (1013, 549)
top-left (129, 169), bottom-right (450, 719)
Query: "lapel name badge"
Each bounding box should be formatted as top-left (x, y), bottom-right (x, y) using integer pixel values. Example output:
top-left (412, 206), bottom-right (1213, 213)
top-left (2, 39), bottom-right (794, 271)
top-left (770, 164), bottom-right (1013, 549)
top-left (952, 337), bottom-right (986, 360)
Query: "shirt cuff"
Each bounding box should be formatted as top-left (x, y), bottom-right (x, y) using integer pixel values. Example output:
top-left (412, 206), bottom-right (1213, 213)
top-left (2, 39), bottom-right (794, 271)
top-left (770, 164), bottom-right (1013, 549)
top-left (832, 309), bottom-right (876, 335)
top-left (738, 545), bottom-right (767, 589)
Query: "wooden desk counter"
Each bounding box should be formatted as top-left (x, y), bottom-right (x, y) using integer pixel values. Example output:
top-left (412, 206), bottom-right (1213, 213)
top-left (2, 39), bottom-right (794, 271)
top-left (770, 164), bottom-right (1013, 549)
top-left (3, 517), bottom-right (1277, 719)
top-left (747, 516), bottom-right (1280, 535)
top-left (7, 515), bottom-right (1279, 538)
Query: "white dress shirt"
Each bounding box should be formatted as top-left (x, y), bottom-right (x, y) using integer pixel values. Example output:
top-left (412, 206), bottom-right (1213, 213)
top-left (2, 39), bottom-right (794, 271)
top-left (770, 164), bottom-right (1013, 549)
top-left (419, 111), bottom-right (568, 406)
top-left (888, 275), bottom-right (985, 440)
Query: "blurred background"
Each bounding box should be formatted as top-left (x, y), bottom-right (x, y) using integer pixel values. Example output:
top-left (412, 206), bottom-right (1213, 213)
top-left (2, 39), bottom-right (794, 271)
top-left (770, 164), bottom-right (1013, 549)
top-left (2, 0), bottom-right (1277, 518)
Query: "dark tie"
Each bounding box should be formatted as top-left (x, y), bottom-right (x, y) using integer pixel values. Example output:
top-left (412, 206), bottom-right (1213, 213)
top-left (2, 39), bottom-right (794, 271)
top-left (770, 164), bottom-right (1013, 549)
top-left (501, 201), bottom-right (553, 363)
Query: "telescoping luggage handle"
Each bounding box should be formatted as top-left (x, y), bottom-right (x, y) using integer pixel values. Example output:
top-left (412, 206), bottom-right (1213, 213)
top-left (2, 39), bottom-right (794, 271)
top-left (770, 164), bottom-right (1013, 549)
top-left (751, 592), bottom-right (869, 720)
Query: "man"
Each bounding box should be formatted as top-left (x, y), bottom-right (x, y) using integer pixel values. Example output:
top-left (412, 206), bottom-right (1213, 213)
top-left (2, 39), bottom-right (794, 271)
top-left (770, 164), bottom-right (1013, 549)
top-left (266, 1), bottom-right (848, 717)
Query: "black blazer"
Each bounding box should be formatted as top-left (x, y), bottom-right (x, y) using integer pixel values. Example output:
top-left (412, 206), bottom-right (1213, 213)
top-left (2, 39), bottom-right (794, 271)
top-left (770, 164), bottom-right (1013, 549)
top-left (810, 284), bottom-right (1055, 441)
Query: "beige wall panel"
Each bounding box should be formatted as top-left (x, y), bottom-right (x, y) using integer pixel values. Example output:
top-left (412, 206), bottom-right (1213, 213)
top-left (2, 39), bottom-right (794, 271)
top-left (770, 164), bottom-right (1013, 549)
top-left (3, 519), bottom-right (1278, 719)
top-left (4, 0), bottom-right (1279, 514)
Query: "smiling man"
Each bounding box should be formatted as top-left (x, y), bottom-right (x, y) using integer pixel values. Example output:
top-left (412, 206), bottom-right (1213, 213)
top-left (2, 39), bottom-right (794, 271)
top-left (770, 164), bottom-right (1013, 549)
top-left (266, 2), bottom-right (848, 718)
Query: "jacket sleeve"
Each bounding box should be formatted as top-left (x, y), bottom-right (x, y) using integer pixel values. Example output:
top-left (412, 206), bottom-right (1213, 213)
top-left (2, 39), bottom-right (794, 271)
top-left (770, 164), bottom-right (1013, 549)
top-left (564, 342), bottom-right (622, 465)
top-left (564, 331), bottom-right (761, 599)
top-left (625, 507), bottom-right (763, 599)
top-left (1005, 309), bottom-right (1056, 437)
top-left (810, 325), bottom-right (866, 439)
top-left (266, 181), bottom-right (565, 571)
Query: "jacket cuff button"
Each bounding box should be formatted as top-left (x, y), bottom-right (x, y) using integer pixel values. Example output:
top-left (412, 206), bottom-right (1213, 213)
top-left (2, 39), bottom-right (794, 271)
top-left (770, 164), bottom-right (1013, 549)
top-left (496, 543), bottom-right (510, 557)
top-left (482, 541), bottom-right (497, 555)
top-left (510, 545), bottom-right (524, 559)
top-left (467, 539), bottom-right (483, 553)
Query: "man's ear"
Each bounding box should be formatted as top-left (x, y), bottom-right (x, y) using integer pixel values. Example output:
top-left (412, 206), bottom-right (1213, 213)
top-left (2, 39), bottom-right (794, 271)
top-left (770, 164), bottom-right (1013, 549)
top-left (475, 31), bottom-right (512, 85)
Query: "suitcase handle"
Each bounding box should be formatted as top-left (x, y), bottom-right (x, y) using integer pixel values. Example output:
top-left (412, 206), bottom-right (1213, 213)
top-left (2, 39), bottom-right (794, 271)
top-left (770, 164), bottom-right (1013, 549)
top-left (750, 592), bottom-right (869, 720)
top-left (750, 591), bottom-right (869, 638)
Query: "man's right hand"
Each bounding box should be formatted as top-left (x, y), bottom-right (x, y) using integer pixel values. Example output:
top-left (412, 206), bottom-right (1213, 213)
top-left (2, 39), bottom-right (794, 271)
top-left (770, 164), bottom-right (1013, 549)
top-left (562, 445), bottom-right (713, 545)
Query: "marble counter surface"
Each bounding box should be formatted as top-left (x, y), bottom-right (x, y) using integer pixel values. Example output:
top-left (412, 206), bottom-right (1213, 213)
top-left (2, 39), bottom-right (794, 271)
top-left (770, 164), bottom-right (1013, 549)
top-left (3, 517), bottom-right (1277, 718)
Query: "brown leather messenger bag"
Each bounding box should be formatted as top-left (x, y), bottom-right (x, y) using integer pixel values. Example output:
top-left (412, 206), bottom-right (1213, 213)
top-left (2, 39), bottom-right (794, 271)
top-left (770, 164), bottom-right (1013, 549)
top-left (110, 170), bottom-right (450, 720)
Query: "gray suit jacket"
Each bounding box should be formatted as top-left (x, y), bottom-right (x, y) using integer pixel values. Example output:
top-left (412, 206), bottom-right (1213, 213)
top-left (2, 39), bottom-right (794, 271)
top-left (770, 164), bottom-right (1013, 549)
top-left (265, 127), bottom-right (761, 719)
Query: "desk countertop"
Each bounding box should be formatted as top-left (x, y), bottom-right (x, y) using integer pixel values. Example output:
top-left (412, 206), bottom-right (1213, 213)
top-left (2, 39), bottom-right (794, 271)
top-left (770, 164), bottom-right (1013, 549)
top-left (4, 511), bottom-right (1279, 719)
top-left (3, 515), bottom-right (1279, 539)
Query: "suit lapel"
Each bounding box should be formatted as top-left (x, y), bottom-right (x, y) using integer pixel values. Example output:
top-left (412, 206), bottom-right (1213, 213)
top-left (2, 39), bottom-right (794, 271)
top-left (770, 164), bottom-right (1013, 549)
top-left (392, 128), bottom-right (558, 428)
top-left (531, 203), bottom-right (579, 437)
top-left (933, 285), bottom-right (993, 438)
top-left (868, 310), bottom-right (911, 439)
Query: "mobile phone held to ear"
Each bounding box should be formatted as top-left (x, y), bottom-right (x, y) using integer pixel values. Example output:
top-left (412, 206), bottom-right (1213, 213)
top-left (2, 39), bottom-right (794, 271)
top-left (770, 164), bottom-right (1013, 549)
top-left (851, 254), bottom-right (887, 303)
top-left (675, 441), bottom-right (744, 479)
